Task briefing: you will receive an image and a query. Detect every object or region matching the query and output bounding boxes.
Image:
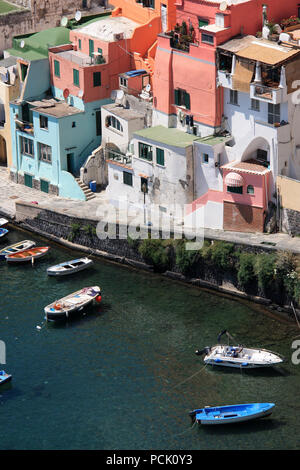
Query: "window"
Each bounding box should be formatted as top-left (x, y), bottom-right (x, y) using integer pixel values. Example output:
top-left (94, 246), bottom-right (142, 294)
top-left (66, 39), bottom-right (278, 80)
top-left (123, 171), bottom-right (133, 186)
top-left (139, 142), bottom-right (153, 161)
top-left (20, 137), bottom-right (34, 156)
top-left (203, 153), bottom-right (209, 163)
top-left (120, 76), bottom-right (128, 87)
top-left (201, 33), bottom-right (214, 44)
top-left (198, 17), bottom-right (209, 28)
top-left (106, 115), bottom-right (123, 132)
top-left (268, 103), bottom-right (280, 125)
top-left (93, 71), bottom-right (101, 87)
top-left (20, 63), bottom-right (28, 82)
top-left (247, 185), bottom-right (254, 194)
top-left (39, 115), bottom-right (48, 130)
top-left (230, 89), bottom-right (238, 105)
top-left (73, 69), bottom-right (80, 87)
top-left (156, 148), bottom-right (165, 166)
top-left (39, 143), bottom-right (52, 163)
top-left (257, 149), bottom-right (268, 161)
top-left (251, 99), bottom-right (260, 111)
top-left (54, 60), bottom-right (60, 78)
top-left (227, 186), bottom-right (243, 194)
top-left (72, 121), bottom-right (76, 128)
top-left (78, 39), bottom-right (82, 50)
top-left (174, 88), bottom-right (190, 109)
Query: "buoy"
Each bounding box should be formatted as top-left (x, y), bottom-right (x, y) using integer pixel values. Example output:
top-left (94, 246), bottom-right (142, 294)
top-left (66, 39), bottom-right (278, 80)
top-left (95, 295), bottom-right (102, 303)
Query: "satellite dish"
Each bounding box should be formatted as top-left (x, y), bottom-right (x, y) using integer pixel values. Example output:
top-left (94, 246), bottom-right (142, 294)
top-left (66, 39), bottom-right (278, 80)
top-left (20, 40), bottom-right (25, 49)
top-left (63, 88), bottom-right (70, 99)
top-left (75, 10), bottom-right (82, 22)
top-left (78, 90), bottom-right (84, 98)
top-left (110, 90), bottom-right (117, 100)
top-left (116, 89), bottom-right (124, 101)
top-left (219, 1), bottom-right (227, 11)
top-left (60, 16), bottom-right (68, 27)
top-left (145, 84), bottom-right (151, 92)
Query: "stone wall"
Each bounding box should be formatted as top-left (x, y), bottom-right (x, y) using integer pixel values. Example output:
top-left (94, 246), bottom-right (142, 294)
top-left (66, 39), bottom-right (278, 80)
top-left (282, 207), bottom-right (300, 236)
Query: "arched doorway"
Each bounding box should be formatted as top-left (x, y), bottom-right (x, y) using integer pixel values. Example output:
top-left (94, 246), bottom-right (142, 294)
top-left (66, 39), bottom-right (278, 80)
top-left (0, 136), bottom-right (7, 166)
top-left (241, 136), bottom-right (270, 167)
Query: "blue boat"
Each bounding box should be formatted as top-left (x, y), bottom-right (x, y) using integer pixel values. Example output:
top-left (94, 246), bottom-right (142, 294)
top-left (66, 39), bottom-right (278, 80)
top-left (0, 228), bottom-right (8, 239)
top-left (0, 370), bottom-right (12, 385)
top-left (189, 403), bottom-right (275, 425)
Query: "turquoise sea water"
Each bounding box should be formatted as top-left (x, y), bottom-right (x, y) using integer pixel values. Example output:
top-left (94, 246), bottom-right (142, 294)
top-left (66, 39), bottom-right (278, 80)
top-left (0, 229), bottom-right (299, 450)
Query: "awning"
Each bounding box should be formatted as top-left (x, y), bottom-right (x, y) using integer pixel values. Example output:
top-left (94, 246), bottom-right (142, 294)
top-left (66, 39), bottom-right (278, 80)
top-left (225, 172), bottom-right (245, 187)
top-left (232, 58), bottom-right (255, 93)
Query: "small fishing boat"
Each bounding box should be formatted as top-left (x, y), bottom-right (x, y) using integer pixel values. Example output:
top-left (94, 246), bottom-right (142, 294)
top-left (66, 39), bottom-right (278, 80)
top-left (0, 370), bottom-right (12, 385)
top-left (6, 246), bottom-right (50, 263)
top-left (44, 286), bottom-right (102, 321)
top-left (189, 403), bottom-right (275, 425)
top-left (47, 257), bottom-right (94, 276)
top-left (0, 218), bottom-right (8, 227)
top-left (0, 228), bottom-right (9, 239)
top-left (0, 240), bottom-right (36, 260)
top-left (195, 330), bottom-right (283, 369)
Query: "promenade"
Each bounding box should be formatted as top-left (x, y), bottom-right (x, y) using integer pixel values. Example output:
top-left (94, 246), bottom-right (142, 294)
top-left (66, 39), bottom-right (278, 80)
top-left (1, 166), bottom-right (300, 253)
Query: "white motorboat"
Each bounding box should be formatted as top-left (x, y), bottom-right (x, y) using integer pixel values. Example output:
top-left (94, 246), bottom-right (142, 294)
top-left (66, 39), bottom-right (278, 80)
top-left (44, 286), bottom-right (102, 320)
top-left (47, 257), bottom-right (94, 276)
top-left (195, 330), bottom-right (284, 369)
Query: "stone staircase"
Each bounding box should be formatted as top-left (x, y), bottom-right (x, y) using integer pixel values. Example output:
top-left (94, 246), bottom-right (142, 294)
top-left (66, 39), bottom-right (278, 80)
top-left (75, 178), bottom-right (96, 201)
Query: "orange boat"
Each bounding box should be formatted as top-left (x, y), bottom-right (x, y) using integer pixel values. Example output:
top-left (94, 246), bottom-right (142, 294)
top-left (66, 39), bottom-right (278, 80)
top-left (6, 246), bottom-right (50, 263)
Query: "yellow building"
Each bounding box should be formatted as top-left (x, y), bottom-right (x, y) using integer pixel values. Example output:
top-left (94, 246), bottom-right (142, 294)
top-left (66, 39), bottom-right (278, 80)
top-left (0, 56), bottom-right (20, 168)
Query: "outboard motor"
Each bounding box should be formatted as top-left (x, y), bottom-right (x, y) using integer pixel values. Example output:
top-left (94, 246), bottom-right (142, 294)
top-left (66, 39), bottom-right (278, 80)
top-left (195, 346), bottom-right (211, 356)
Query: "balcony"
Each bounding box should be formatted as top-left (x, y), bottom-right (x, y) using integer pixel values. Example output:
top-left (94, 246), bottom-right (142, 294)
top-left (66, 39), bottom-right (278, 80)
top-left (250, 83), bottom-right (287, 105)
top-left (106, 148), bottom-right (132, 167)
top-left (218, 70), bottom-right (233, 89)
top-left (15, 118), bottom-right (34, 135)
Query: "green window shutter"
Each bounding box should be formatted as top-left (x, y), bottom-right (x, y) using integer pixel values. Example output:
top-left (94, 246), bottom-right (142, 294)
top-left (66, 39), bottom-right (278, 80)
top-left (184, 91), bottom-right (191, 110)
top-left (78, 39), bottom-right (82, 50)
top-left (198, 18), bottom-right (209, 27)
top-left (174, 89), bottom-right (180, 105)
top-left (89, 39), bottom-right (94, 57)
top-left (54, 60), bottom-right (60, 77)
top-left (156, 148), bottom-right (164, 166)
top-left (93, 71), bottom-right (101, 87)
top-left (73, 69), bottom-right (79, 87)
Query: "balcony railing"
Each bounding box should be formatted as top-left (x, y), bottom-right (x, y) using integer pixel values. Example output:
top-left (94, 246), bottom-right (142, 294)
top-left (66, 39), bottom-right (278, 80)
top-left (250, 83), bottom-right (286, 104)
top-left (106, 148), bottom-right (132, 166)
top-left (15, 118), bottom-right (34, 135)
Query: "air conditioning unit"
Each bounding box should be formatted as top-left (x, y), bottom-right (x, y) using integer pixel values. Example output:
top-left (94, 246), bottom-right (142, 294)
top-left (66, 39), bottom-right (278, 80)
top-left (114, 33), bottom-right (124, 41)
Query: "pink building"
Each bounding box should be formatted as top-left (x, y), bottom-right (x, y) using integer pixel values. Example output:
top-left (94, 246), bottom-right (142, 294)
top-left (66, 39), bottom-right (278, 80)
top-left (152, 0), bottom-right (300, 135)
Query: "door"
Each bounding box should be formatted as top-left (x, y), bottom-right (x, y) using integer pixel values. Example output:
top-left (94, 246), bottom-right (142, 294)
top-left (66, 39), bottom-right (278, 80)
top-left (40, 179), bottom-right (49, 193)
top-left (96, 110), bottom-right (101, 136)
top-left (67, 153), bottom-right (76, 175)
top-left (24, 174), bottom-right (33, 188)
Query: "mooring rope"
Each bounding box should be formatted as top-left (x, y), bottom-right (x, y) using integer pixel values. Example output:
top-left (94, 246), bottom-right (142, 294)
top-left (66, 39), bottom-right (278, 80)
top-left (173, 364), bottom-right (208, 389)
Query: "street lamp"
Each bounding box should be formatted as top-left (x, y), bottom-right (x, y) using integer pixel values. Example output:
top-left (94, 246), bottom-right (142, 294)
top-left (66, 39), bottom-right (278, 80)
top-left (141, 181), bottom-right (147, 225)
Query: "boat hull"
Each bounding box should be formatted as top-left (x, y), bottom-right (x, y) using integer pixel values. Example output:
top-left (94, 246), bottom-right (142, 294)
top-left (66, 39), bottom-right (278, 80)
top-left (0, 240), bottom-right (36, 260)
top-left (44, 286), bottom-right (101, 321)
top-left (203, 345), bottom-right (283, 368)
top-left (6, 247), bottom-right (49, 263)
top-left (47, 258), bottom-right (93, 276)
top-left (191, 403), bottom-right (275, 425)
top-left (0, 371), bottom-right (12, 385)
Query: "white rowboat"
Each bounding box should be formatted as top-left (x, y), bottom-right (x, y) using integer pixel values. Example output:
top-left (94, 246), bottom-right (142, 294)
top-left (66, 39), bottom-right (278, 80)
top-left (47, 257), bottom-right (93, 276)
